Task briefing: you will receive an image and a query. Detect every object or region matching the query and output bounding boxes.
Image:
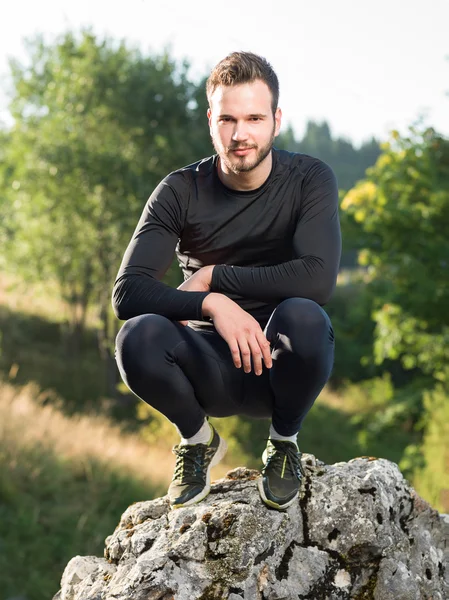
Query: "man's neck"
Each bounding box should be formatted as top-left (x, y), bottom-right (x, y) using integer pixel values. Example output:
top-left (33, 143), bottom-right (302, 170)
top-left (217, 151), bottom-right (273, 191)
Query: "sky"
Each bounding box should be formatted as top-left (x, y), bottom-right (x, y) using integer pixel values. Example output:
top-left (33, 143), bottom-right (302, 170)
top-left (0, 0), bottom-right (448, 146)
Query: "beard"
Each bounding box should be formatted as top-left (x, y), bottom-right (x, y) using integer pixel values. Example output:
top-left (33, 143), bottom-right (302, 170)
top-left (211, 123), bottom-right (276, 175)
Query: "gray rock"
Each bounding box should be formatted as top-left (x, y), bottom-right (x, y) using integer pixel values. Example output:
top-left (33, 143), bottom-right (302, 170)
top-left (53, 460), bottom-right (449, 600)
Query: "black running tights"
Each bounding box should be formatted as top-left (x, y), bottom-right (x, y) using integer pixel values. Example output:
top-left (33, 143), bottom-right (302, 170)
top-left (115, 297), bottom-right (335, 438)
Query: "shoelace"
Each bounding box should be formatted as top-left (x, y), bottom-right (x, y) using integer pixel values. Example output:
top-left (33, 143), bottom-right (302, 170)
top-left (172, 444), bottom-right (208, 483)
top-left (263, 440), bottom-right (304, 480)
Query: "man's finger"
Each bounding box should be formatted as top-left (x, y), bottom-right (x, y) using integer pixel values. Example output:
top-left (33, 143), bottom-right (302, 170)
top-left (248, 335), bottom-right (263, 375)
top-left (238, 338), bottom-right (252, 373)
top-left (256, 331), bottom-right (272, 369)
top-left (228, 340), bottom-right (242, 369)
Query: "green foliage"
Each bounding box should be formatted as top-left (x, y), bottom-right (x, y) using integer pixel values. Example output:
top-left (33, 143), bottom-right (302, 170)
top-left (1, 30), bottom-right (210, 338)
top-left (0, 428), bottom-right (161, 600)
top-left (344, 373), bottom-right (424, 457)
top-left (325, 276), bottom-right (379, 384)
top-left (373, 304), bottom-right (449, 383)
top-left (341, 128), bottom-right (449, 382)
top-left (410, 384), bottom-right (449, 512)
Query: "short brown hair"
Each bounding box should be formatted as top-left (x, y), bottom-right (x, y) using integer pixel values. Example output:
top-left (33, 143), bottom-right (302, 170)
top-left (206, 52), bottom-right (279, 114)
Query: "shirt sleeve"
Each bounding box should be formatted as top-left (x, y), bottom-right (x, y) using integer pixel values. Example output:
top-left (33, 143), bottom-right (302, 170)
top-left (210, 161), bottom-right (341, 306)
top-left (111, 175), bottom-right (210, 321)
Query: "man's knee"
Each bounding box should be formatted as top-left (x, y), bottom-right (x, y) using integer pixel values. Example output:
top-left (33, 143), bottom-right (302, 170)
top-left (275, 297), bottom-right (330, 333)
top-left (271, 298), bottom-right (334, 358)
top-left (115, 314), bottom-right (174, 368)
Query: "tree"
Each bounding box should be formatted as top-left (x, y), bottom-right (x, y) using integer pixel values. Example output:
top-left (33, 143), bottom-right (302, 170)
top-left (341, 127), bottom-right (449, 384)
top-left (276, 119), bottom-right (381, 192)
top-left (2, 30), bottom-right (211, 390)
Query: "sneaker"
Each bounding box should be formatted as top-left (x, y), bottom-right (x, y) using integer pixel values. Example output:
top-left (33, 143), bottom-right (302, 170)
top-left (258, 439), bottom-right (305, 510)
top-left (168, 424), bottom-right (227, 508)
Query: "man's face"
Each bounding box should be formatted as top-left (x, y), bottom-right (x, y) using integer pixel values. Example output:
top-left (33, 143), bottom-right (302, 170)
top-left (207, 80), bottom-right (281, 175)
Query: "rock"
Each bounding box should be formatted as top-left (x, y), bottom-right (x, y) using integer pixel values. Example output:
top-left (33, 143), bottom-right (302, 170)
top-left (53, 457), bottom-right (449, 600)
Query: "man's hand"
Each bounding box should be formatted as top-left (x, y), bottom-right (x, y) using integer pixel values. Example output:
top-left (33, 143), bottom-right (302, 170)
top-left (177, 265), bottom-right (214, 293)
top-left (176, 265), bottom-right (215, 326)
top-left (202, 293), bottom-right (272, 376)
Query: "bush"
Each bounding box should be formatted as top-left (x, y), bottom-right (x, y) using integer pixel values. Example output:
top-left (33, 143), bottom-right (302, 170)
top-left (410, 384), bottom-right (449, 513)
top-left (326, 275), bottom-right (379, 385)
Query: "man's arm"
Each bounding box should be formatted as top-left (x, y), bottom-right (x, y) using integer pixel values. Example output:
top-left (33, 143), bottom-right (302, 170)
top-left (111, 176), bottom-right (210, 321)
top-left (210, 162), bottom-right (341, 305)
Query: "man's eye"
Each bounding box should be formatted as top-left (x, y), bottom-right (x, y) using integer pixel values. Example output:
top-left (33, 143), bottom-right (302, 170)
top-left (219, 117), bottom-right (231, 123)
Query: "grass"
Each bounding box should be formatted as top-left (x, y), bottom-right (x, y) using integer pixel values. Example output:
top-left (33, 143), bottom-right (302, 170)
top-left (0, 440), bottom-right (141, 600)
top-left (0, 380), bottom-right (233, 487)
top-left (0, 380), bottom-right (160, 600)
top-left (0, 379), bottom-right (236, 600)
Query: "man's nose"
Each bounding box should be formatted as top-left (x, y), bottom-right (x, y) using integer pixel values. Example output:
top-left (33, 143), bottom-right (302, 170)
top-left (231, 122), bottom-right (249, 141)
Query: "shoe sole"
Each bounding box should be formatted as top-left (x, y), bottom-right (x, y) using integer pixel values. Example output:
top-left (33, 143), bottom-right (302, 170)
top-left (171, 436), bottom-right (228, 509)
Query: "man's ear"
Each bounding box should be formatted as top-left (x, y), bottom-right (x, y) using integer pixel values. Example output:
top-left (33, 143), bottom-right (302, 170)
top-left (207, 108), bottom-right (212, 128)
top-left (274, 107), bottom-right (282, 137)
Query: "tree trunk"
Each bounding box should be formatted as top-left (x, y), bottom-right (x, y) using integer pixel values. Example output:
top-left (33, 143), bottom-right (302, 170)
top-left (61, 274), bottom-right (92, 358)
top-left (97, 288), bottom-right (120, 400)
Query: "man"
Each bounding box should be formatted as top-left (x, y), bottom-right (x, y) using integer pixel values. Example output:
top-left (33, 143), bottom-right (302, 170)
top-left (113, 52), bottom-right (341, 511)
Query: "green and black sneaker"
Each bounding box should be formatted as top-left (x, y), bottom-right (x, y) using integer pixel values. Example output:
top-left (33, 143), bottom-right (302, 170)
top-left (258, 439), bottom-right (305, 510)
top-left (168, 425), bottom-right (227, 509)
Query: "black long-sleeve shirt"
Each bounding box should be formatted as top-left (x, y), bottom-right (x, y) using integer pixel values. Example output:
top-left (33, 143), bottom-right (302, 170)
top-left (112, 148), bottom-right (342, 329)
